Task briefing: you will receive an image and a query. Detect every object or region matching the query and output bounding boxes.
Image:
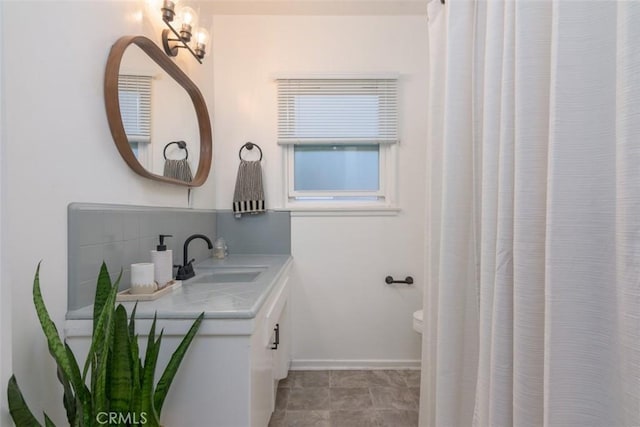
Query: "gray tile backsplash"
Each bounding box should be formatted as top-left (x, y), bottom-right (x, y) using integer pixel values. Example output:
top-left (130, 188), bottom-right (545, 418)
top-left (68, 204), bottom-right (217, 311)
top-left (215, 210), bottom-right (291, 255)
top-left (68, 204), bottom-right (290, 312)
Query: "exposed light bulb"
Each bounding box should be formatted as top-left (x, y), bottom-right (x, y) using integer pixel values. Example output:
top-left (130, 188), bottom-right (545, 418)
top-left (195, 27), bottom-right (209, 45)
top-left (176, 5), bottom-right (197, 41)
top-left (193, 27), bottom-right (209, 60)
top-left (178, 6), bottom-right (197, 26)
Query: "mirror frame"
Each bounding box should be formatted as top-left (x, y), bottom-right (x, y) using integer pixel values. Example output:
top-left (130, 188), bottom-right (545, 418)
top-left (104, 35), bottom-right (212, 187)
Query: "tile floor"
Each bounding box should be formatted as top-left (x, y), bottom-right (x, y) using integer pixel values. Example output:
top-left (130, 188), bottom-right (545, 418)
top-left (268, 370), bottom-right (420, 427)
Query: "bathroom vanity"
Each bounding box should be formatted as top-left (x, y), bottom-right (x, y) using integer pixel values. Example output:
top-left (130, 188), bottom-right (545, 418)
top-left (65, 254), bottom-right (293, 427)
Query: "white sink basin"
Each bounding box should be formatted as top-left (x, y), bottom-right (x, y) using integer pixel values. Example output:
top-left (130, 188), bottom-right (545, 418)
top-left (189, 266), bottom-right (268, 284)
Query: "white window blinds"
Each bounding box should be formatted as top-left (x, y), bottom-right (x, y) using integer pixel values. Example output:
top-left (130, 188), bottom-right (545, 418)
top-left (118, 74), bottom-right (152, 144)
top-left (277, 78), bottom-right (398, 145)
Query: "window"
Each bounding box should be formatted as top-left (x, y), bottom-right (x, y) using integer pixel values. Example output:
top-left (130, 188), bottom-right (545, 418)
top-left (277, 77), bottom-right (399, 212)
top-left (118, 74), bottom-right (152, 167)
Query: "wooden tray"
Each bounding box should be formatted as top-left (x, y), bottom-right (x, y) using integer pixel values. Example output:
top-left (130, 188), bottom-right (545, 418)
top-left (117, 280), bottom-right (182, 302)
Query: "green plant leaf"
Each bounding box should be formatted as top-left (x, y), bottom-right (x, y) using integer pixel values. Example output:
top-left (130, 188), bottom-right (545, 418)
top-left (84, 268), bottom-right (122, 382)
top-left (127, 302), bottom-right (142, 418)
top-left (73, 396), bottom-right (84, 427)
top-left (109, 305), bottom-right (133, 417)
top-left (93, 262), bottom-right (112, 336)
top-left (128, 302), bottom-right (138, 339)
top-left (32, 263), bottom-right (73, 380)
top-left (31, 263), bottom-right (92, 425)
top-left (7, 375), bottom-right (42, 427)
top-left (44, 412), bottom-right (56, 427)
top-left (140, 315), bottom-right (161, 427)
top-left (63, 342), bottom-right (90, 426)
top-left (86, 295), bottom-right (112, 382)
top-left (93, 290), bottom-right (120, 417)
top-left (82, 261), bottom-right (113, 390)
top-left (154, 312), bottom-right (204, 413)
top-left (128, 303), bottom-right (141, 386)
top-left (130, 333), bottom-right (142, 420)
top-left (54, 348), bottom-right (76, 426)
top-left (86, 269), bottom-right (121, 418)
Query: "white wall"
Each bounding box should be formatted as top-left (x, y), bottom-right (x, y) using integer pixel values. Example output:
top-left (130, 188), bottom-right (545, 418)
top-left (1, 1), bottom-right (215, 423)
top-left (211, 14), bottom-right (428, 368)
top-left (0, 2), bottom-right (11, 426)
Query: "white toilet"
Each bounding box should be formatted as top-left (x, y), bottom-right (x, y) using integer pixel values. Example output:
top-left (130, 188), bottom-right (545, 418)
top-left (413, 309), bottom-right (423, 334)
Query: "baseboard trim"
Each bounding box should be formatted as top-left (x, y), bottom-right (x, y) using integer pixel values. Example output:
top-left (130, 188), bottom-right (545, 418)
top-left (290, 359), bottom-right (421, 371)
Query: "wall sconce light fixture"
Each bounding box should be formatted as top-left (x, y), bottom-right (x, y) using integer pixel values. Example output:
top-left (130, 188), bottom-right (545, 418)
top-left (160, 0), bottom-right (209, 63)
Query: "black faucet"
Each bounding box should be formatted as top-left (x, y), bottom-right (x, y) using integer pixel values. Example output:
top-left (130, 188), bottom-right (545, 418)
top-left (175, 234), bottom-right (213, 281)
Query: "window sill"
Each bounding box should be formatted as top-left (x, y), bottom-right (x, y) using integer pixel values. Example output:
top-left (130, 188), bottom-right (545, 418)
top-left (273, 205), bottom-right (401, 217)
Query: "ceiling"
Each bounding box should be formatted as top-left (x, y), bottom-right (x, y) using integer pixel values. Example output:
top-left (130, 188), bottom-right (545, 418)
top-left (194, 0), bottom-right (428, 16)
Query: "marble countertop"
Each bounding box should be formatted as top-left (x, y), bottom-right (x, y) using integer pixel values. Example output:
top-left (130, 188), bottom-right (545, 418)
top-left (66, 254), bottom-right (293, 321)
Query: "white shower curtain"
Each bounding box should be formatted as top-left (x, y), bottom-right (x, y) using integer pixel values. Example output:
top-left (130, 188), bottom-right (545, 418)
top-left (421, 1), bottom-right (640, 427)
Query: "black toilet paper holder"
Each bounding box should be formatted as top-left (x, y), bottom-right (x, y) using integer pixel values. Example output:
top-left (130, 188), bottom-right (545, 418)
top-left (385, 276), bottom-right (414, 285)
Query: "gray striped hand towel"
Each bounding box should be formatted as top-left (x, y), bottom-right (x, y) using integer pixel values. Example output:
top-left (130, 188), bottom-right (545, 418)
top-left (233, 160), bottom-right (265, 216)
top-left (163, 159), bottom-right (193, 182)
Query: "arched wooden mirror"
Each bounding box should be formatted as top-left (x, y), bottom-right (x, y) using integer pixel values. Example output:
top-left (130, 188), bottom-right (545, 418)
top-left (104, 35), bottom-right (212, 187)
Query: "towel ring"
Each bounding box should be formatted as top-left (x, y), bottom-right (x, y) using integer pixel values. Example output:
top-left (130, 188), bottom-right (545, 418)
top-left (164, 141), bottom-right (189, 160)
top-left (239, 142), bottom-right (263, 161)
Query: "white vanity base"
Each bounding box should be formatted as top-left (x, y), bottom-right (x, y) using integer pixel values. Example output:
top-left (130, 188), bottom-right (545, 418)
top-left (65, 260), bottom-right (292, 427)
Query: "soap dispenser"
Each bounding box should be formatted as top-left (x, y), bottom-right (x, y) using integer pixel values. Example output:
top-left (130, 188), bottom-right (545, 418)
top-left (151, 234), bottom-right (173, 289)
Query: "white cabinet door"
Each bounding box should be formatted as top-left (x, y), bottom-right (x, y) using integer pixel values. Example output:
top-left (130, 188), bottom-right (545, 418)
top-left (264, 275), bottom-right (291, 412)
top-left (251, 315), bottom-right (274, 427)
top-left (266, 276), bottom-right (290, 378)
top-left (271, 299), bottom-right (290, 381)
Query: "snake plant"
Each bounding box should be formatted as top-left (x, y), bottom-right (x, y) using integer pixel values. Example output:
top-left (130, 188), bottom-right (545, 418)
top-left (7, 262), bottom-right (204, 426)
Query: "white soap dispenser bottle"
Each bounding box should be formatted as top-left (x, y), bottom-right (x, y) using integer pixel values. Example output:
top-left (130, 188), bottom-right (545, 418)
top-left (151, 234), bottom-right (173, 289)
